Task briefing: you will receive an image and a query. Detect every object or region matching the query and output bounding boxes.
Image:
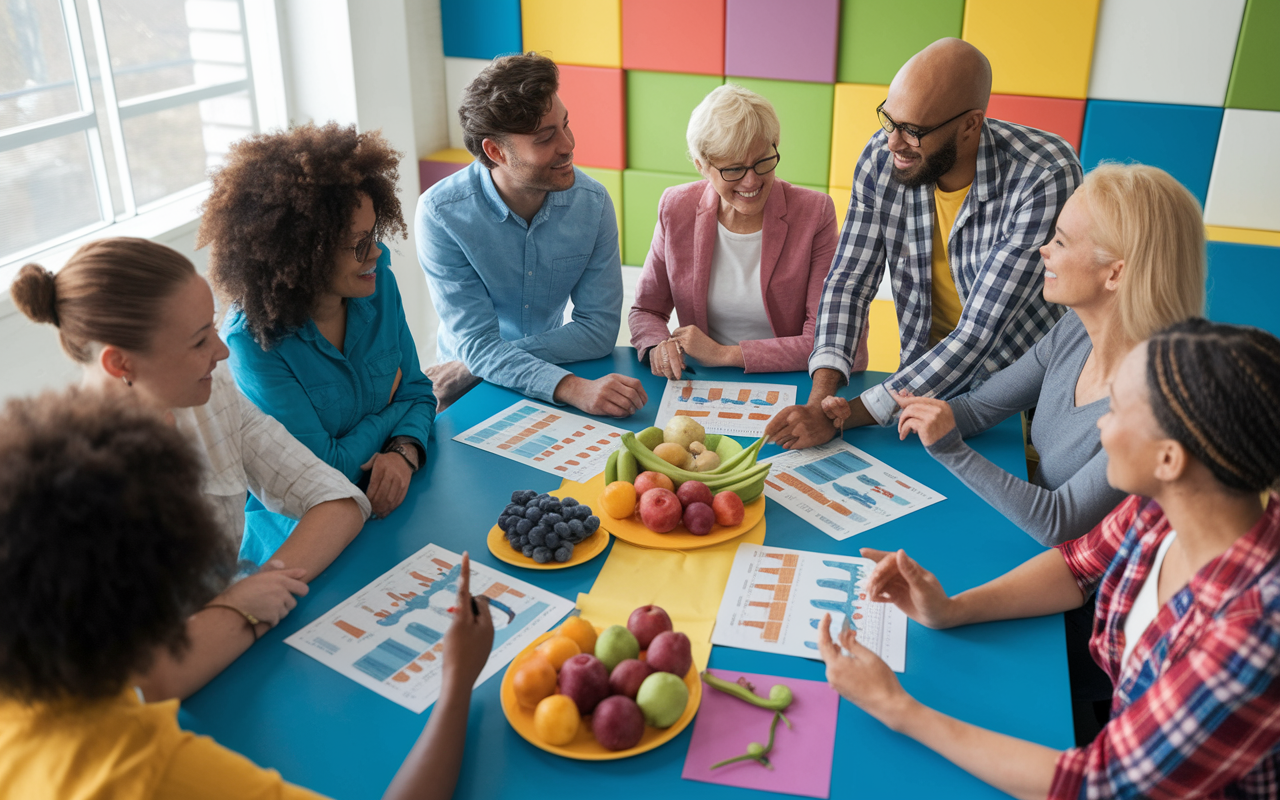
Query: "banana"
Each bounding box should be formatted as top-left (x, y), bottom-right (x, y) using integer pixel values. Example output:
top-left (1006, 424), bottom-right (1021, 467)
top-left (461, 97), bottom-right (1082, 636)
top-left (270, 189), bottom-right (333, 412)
top-left (617, 447), bottom-right (639, 484)
top-left (604, 449), bottom-right (619, 484)
top-left (714, 467), bottom-right (772, 504)
top-left (621, 433), bottom-right (769, 490)
top-left (705, 434), bottom-right (766, 475)
top-left (636, 426), bottom-right (665, 450)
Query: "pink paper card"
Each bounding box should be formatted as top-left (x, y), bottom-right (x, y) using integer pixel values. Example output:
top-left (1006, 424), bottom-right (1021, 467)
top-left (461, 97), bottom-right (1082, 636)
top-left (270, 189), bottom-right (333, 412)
top-left (682, 669), bottom-right (839, 798)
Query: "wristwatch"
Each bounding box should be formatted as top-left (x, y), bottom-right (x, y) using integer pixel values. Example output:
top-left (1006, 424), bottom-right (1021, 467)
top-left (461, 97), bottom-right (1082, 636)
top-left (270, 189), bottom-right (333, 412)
top-left (382, 437), bottom-right (421, 473)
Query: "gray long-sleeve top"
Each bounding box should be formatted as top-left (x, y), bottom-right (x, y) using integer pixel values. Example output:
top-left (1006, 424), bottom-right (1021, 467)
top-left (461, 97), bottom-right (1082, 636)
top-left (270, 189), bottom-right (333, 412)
top-left (924, 311), bottom-right (1126, 546)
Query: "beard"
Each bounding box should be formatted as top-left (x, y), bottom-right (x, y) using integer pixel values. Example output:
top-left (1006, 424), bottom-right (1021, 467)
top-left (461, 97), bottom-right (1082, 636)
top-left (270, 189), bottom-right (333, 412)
top-left (507, 147), bottom-right (575, 193)
top-left (890, 131), bottom-right (958, 189)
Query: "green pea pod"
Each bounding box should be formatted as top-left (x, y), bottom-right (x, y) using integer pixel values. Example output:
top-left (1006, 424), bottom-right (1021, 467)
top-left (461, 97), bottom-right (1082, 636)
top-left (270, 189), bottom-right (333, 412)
top-left (700, 671), bottom-right (794, 712)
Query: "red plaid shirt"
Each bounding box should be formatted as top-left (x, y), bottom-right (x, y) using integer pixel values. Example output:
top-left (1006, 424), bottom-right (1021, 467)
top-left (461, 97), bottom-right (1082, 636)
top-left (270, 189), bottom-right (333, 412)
top-left (1051, 494), bottom-right (1280, 799)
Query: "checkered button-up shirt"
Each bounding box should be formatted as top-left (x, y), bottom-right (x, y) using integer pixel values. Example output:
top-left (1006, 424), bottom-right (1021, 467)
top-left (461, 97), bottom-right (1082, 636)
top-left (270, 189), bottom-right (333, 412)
top-left (811, 119), bottom-right (1081, 421)
top-left (1052, 494), bottom-right (1280, 799)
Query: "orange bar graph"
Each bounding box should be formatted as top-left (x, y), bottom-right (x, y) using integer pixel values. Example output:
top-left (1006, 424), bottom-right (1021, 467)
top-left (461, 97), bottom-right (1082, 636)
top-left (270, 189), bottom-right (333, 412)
top-left (410, 571), bottom-right (434, 584)
top-left (708, 387), bottom-right (723, 401)
top-left (484, 583), bottom-right (509, 599)
top-left (334, 620), bottom-right (365, 638)
top-left (738, 389), bottom-right (751, 402)
top-left (748, 413), bottom-right (770, 420)
top-left (682, 384), bottom-right (693, 400)
top-left (718, 412), bottom-right (743, 419)
top-left (741, 619), bottom-right (783, 643)
top-left (406, 661), bottom-right (423, 673)
top-left (765, 390), bottom-right (779, 404)
top-left (392, 672), bottom-right (410, 683)
top-left (677, 410), bottom-right (711, 417)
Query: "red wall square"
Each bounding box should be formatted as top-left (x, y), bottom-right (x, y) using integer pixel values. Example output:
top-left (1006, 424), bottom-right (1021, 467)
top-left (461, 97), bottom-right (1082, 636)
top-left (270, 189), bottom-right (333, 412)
top-left (622, 0), bottom-right (725, 76)
top-left (986, 94), bottom-right (1087, 153)
top-left (558, 64), bottom-right (627, 170)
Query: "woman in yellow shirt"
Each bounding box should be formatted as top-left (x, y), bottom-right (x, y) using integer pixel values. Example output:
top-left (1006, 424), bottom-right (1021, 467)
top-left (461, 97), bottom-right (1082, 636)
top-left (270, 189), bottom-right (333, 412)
top-left (0, 390), bottom-right (493, 799)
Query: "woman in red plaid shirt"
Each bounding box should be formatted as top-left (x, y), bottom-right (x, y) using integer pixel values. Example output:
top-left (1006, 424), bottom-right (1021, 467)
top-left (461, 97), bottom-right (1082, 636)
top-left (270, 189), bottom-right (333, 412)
top-left (819, 318), bottom-right (1280, 799)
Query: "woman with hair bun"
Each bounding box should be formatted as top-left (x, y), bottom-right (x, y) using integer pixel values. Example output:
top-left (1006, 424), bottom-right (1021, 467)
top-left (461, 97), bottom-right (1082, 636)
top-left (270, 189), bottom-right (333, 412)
top-left (11, 238), bottom-right (370, 699)
top-left (818, 319), bottom-right (1280, 800)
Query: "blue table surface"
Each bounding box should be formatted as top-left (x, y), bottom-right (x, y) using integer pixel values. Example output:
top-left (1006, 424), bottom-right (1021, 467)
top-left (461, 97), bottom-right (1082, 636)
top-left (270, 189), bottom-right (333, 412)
top-left (181, 350), bottom-right (1074, 800)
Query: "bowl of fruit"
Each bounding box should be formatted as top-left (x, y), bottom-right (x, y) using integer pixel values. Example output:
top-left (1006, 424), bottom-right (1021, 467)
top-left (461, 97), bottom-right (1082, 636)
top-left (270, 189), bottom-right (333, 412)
top-left (487, 490), bottom-right (609, 569)
top-left (501, 605), bottom-right (701, 759)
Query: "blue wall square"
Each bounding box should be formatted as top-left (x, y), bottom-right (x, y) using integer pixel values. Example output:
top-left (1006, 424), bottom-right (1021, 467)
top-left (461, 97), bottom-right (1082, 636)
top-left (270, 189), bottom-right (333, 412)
top-left (1079, 100), bottom-right (1224, 205)
top-left (441, 0), bottom-right (522, 60)
top-left (1207, 241), bottom-right (1280, 336)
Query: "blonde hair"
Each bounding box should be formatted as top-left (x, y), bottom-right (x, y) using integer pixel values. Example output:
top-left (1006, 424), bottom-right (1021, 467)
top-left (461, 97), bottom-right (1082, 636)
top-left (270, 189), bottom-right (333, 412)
top-left (1080, 163), bottom-right (1206, 343)
top-left (686, 84), bottom-right (781, 168)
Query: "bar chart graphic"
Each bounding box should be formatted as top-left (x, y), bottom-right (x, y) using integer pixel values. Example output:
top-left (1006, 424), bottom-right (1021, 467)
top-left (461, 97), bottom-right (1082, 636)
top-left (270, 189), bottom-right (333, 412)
top-left (453, 401), bottom-right (626, 482)
top-left (763, 440), bottom-right (944, 541)
top-left (287, 544), bottom-right (573, 713)
top-left (713, 544), bottom-right (907, 672)
top-left (656, 380), bottom-right (797, 437)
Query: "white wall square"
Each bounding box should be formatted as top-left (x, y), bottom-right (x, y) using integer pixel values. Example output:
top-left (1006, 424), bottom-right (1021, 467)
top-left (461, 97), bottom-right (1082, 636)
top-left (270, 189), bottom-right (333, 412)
top-left (1204, 109), bottom-right (1280, 232)
top-left (444, 56), bottom-right (490, 150)
top-left (1088, 0), bottom-right (1245, 106)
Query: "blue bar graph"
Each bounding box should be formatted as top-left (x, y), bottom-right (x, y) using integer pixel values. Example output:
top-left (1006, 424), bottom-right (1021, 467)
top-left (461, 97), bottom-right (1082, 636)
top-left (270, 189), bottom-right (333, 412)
top-left (405, 622), bottom-right (443, 646)
top-left (353, 638), bottom-right (420, 682)
top-left (796, 450), bottom-right (872, 484)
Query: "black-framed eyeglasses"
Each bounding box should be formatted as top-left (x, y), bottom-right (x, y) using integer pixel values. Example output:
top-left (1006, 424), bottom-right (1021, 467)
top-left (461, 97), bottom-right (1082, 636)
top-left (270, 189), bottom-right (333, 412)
top-left (876, 101), bottom-right (973, 147)
top-left (344, 219), bottom-right (378, 263)
top-left (711, 144), bottom-right (780, 182)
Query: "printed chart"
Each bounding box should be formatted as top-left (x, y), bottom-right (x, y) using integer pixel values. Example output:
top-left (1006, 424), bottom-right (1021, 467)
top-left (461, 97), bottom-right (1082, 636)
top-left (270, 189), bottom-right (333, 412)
top-left (655, 380), bottom-right (797, 437)
top-left (286, 544), bottom-right (573, 713)
top-left (453, 401), bottom-right (627, 482)
top-left (712, 544), bottom-right (907, 672)
top-left (762, 439), bottom-right (944, 540)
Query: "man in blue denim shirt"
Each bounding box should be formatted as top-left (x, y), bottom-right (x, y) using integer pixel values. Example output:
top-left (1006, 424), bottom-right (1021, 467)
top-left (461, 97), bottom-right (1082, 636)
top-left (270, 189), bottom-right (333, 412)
top-left (416, 52), bottom-right (647, 416)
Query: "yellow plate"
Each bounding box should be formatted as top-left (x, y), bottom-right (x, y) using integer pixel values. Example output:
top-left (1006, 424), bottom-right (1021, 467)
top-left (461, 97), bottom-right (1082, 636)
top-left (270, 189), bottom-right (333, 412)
top-left (500, 627), bottom-right (702, 759)
top-left (487, 523), bottom-right (609, 570)
top-left (572, 472), bottom-right (765, 550)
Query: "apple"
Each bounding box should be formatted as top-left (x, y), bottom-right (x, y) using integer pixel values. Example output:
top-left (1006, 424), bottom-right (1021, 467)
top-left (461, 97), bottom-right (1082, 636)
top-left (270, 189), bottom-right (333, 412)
top-left (594, 624), bottom-right (640, 671)
top-left (592, 695), bottom-right (646, 751)
top-left (558, 653), bottom-right (610, 715)
top-left (608, 658), bottom-right (657, 699)
top-left (636, 671), bottom-right (689, 728)
top-left (645, 631), bottom-right (692, 677)
top-left (638, 488), bottom-right (682, 533)
top-left (627, 604), bottom-right (673, 649)
top-left (676, 480), bottom-right (713, 509)
top-left (634, 471), bottom-right (675, 497)
top-left (683, 502), bottom-right (715, 536)
top-left (712, 491), bottom-right (745, 527)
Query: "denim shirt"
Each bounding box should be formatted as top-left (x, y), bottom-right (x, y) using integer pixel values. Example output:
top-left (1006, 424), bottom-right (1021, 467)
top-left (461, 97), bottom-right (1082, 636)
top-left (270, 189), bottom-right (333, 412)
top-left (415, 161), bottom-right (622, 402)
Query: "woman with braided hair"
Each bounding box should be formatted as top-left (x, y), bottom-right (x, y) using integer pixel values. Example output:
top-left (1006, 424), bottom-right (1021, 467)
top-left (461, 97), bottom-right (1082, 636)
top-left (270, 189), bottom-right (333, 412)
top-left (817, 318), bottom-right (1280, 800)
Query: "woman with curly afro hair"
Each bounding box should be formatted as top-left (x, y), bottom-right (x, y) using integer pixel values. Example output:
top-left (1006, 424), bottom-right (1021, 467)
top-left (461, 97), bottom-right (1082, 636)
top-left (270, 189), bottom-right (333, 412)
top-left (0, 389), bottom-right (493, 799)
top-left (200, 123), bottom-right (437, 564)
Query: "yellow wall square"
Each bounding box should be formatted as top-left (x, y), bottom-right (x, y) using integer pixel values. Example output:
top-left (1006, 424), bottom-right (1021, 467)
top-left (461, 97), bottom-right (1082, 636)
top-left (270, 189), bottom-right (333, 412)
top-left (867, 298), bottom-right (901, 373)
top-left (830, 83), bottom-right (888, 188)
top-left (962, 0), bottom-right (1101, 99)
top-left (829, 185), bottom-right (852, 230)
top-left (522, 0), bottom-right (621, 68)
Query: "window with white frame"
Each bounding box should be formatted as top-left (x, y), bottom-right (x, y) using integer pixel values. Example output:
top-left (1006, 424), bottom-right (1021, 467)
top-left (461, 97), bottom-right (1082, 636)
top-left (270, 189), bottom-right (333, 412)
top-left (0, 0), bottom-right (257, 265)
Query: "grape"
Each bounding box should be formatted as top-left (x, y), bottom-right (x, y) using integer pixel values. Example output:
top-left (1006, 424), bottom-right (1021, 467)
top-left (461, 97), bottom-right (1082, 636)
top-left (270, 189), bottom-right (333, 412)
top-left (545, 532), bottom-right (560, 548)
top-left (554, 544), bottom-right (574, 563)
top-left (525, 506), bottom-right (543, 524)
top-left (522, 544), bottom-right (536, 558)
top-left (497, 514), bottom-right (511, 530)
top-left (554, 520), bottom-right (569, 538)
top-left (567, 519), bottom-right (586, 541)
top-left (584, 515), bottom-right (600, 533)
top-left (516, 518), bottom-right (533, 536)
top-left (562, 497), bottom-right (579, 507)
top-left (532, 546), bottom-right (553, 564)
top-left (546, 502), bottom-right (563, 515)
top-left (543, 513), bottom-right (563, 528)
top-left (529, 526), bottom-right (546, 547)
top-left (512, 490), bottom-right (535, 505)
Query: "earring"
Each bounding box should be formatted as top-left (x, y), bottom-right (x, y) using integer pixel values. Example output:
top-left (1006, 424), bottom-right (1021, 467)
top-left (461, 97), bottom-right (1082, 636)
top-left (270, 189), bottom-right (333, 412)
top-left (122, 376), bottom-right (132, 387)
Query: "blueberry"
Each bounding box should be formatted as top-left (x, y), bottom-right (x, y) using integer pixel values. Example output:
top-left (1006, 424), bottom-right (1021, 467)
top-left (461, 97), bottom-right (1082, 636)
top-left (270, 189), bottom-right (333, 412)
top-left (532, 546), bottom-right (553, 564)
top-left (522, 544), bottom-right (536, 558)
top-left (529, 527), bottom-right (546, 547)
top-left (509, 537), bottom-right (523, 551)
top-left (546, 503), bottom-right (563, 515)
top-left (584, 515), bottom-right (600, 533)
top-left (554, 544), bottom-right (574, 563)
top-left (574, 506), bottom-right (592, 520)
top-left (545, 532), bottom-right (560, 548)
top-left (516, 518), bottom-right (533, 536)
top-left (568, 519), bottom-right (586, 540)
top-left (562, 497), bottom-right (579, 507)
top-left (543, 513), bottom-right (563, 528)
top-left (512, 490), bottom-right (530, 504)
top-left (525, 506), bottom-right (543, 524)
top-left (497, 514), bottom-right (511, 530)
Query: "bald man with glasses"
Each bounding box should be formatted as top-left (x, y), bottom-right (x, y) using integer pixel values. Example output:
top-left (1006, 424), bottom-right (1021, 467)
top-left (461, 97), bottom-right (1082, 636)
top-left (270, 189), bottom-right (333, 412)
top-left (767, 38), bottom-right (1081, 449)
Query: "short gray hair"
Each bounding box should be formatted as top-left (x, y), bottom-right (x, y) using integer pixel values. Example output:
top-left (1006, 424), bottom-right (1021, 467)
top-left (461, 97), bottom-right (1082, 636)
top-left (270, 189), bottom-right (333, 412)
top-left (686, 84), bottom-right (781, 168)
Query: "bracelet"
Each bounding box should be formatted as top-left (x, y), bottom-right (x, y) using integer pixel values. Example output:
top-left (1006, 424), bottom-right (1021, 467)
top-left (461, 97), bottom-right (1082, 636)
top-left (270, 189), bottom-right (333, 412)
top-left (384, 444), bottom-right (418, 473)
top-left (205, 603), bottom-right (261, 640)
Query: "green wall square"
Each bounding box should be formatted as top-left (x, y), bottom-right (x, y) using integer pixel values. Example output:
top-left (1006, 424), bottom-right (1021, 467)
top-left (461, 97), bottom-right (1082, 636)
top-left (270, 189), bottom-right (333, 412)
top-left (626, 71), bottom-right (725, 176)
top-left (578, 166), bottom-right (624, 258)
top-left (622, 169), bottom-right (696, 265)
top-left (726, 77), bottom-right (834, 188)
top-left (1226, 0), bottom-right (1280, 111)
top-left (837, 0), bottom-right (964, 85)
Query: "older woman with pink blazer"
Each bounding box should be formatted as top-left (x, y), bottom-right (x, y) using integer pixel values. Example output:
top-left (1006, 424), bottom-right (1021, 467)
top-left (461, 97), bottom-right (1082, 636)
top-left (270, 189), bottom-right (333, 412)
top-left (630, 84), bottom-right (869, 377)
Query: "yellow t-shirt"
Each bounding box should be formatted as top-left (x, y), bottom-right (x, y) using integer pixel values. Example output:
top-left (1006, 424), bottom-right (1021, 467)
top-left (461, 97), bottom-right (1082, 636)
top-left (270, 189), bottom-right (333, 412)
top-left (928, 183), bottom-right (972, 346)
top-left (0, 689), bottom-right (327, 799)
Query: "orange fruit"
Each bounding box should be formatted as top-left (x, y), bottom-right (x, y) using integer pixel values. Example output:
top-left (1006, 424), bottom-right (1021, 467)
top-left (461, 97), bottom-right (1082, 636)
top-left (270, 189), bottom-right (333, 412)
top-left (600, 481), bottom-right (637, 519)
top-left (558, 616), bottom-right (598, 655)
top-left (512, 654), bottom-right (557, 709)
top-left (534, 694), bottom-right (580, 746)
top-left (535, 635), bottom-right (581, 670)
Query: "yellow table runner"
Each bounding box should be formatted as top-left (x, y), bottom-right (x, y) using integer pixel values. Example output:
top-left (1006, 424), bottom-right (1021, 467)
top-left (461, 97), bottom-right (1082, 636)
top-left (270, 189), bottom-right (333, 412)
top-left (561, 477), bottom-right (765, 670)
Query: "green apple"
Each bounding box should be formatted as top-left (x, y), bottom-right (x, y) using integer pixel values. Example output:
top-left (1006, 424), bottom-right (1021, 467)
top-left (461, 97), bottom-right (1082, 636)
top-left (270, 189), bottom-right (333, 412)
top-left (635, 671), bottom-right (689, 728)
top-left (594, 624), bottom-right (639, 671)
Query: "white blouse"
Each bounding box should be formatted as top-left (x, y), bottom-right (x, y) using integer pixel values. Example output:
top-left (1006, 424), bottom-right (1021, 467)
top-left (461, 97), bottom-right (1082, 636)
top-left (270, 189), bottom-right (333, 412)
top-left (705, 222), bottom-right (774, 347)
top-left (1122, 530), bottom-right (1178, 667)
top-left (173, 371), bottom-right (371, 547)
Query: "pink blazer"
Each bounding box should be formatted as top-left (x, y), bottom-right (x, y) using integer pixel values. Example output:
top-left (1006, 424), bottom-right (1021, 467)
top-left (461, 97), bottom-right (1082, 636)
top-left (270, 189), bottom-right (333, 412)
top-left (629, 179), bottom-right (869, 374)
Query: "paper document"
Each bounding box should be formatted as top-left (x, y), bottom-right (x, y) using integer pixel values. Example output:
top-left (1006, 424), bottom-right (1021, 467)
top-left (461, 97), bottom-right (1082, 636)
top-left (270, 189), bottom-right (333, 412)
top-left (286, 544), bottom-right (573, 712)
top-left (655, 379), bottom-right (797, 437)
top-left (453, 401), bottom-right (627, 482)
top-left (712, 543), bottom-right (907, 672)
top-left (762, 439), bottom-right (944, 540)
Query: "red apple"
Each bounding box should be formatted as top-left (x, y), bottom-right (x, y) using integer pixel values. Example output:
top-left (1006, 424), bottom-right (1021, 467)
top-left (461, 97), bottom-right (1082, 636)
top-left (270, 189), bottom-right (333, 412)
top-left (676, 480), bottom-right (713, 509)
top-left (627, 605), bottom-right (673, 649)
top-left (633, 471), bottom-right (675, 497)
top-left (683, 502), bottom-right (715, 535)
top-left (712, 491), bottom-right (745, 527)
top-left (592, 695), bottom-right (646, 751)
top-left (645, 631), bottom-right (692, 677)
top-left (558, 653), bottom-right (610, 715)
top-left (638, 487), bottom-right (682, 533)
top-left (608, 658), bottom-right (657, 699)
